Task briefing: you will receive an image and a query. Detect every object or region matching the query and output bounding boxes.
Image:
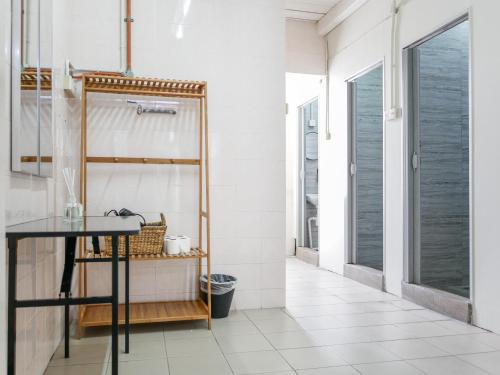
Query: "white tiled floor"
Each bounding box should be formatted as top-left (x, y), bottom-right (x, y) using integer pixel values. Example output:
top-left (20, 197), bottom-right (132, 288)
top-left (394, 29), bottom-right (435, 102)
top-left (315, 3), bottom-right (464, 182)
top-left (45, 258), bottom-right (500, 374)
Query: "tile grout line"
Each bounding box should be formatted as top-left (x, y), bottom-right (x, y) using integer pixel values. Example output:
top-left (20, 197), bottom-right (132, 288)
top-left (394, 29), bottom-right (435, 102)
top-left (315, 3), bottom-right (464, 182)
top-left (244, 309), bottom-right (299, 373)
top-left (211, 323), bottom-right (237, 375)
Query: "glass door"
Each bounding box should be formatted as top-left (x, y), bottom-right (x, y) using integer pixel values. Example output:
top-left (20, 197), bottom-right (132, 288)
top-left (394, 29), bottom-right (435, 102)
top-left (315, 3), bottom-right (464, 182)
top-left (407, 17), bottom-right (470, 298)
top-left (349, 65), bottom-right (384, 271)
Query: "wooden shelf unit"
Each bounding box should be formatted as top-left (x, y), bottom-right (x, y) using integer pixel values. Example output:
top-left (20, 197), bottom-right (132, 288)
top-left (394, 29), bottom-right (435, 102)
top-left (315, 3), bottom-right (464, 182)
top-left (79, 74), bottom-right (212, 331)
top-left (84, 248), bottom-right (207, 261)
top-left (80, 300), bottom-right (209, 327)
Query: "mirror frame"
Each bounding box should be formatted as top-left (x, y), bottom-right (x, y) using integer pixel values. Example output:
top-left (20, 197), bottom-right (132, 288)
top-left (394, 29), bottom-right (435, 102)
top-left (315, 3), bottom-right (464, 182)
top-left (10, 0), bottom-right (53, 177)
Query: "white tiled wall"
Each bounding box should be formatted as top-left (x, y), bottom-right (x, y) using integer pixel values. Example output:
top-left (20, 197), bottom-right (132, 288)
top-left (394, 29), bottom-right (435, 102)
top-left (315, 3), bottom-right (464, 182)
top-left (0, 0), bottom-right (76, 373)
top-left (65, 0), bottom-right (287, 310)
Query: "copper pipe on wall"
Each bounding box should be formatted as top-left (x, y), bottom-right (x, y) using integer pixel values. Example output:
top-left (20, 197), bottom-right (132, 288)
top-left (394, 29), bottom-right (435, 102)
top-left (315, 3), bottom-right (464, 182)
top-left (126, 0), bottom-right (132, 74)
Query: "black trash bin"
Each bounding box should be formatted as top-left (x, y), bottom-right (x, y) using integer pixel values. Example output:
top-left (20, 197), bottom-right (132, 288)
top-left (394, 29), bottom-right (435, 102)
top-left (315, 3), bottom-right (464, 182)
top-left (200, 274), bottom-right (237, 319)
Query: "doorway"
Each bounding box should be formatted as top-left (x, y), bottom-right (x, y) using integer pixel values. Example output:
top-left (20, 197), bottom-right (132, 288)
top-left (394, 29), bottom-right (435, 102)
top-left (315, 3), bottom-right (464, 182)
top-left (405, 16), bottom-right (470, 298)
top-left (348, 64), bottom-right (384, 272)
top-left (298, 98), bottom-right (319, 251)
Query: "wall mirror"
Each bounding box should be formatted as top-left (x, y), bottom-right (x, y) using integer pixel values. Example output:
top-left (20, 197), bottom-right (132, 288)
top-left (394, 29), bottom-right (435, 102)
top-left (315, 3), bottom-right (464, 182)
top-left (11, 0), bottom-right (53, 177)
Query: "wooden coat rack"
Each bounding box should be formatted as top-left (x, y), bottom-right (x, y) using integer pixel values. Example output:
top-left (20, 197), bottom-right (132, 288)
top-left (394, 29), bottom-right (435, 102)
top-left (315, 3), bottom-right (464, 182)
top-left (78, 74), bottom-right (212, 330)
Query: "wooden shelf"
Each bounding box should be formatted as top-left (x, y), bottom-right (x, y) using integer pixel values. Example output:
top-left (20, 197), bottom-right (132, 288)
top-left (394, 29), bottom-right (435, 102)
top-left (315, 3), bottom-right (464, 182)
top-left (21, 67), bottom-right (52, 91)
top-left (80, 300), bottom-right (209, 327)
top-left (84, 248), bottom-right (207, 261)
top-left (83, 75), bottom-right (206, 99)
top-left (86, 156), bottom-right (200, 166)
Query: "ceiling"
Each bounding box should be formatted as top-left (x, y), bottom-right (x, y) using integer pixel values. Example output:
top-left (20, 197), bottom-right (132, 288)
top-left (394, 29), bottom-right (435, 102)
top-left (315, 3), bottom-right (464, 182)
top-left (285, 0), bottom-right (343, 21)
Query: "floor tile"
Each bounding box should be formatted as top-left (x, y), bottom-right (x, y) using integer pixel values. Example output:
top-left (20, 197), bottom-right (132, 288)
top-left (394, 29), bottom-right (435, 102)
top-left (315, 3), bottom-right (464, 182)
top-left (280, 346), bottom-right (347, 369)
top-left (44, 364), bottom-right (107, 375)
top-left (164, 321), bottom-right (213, 341)
top-left (410, 309), bottom-right (450, 322)
top-left (219, 310), bottom-right (251, 322)
top-left (286, 295), bottom-right (345, 306)
top-left (408, 356), bottom-right (491, 375)
top-left (253, 316), bottom-right (304, 333)
top-left (310, 327), bottom-right (373, 346)
top-left (168, 353), bottom-right (232, 375)
top-left (395, 322), bottom-right (456, 338)
top-left (295, 316), bottom-right (346, 330)
top-left (165, 337), bottom-right (221, 357)
top-left (470, 333), bottom-right (500, 349)
top-left (390, 300), bottom-right (426, 310)
top-left (354, 361), bottom-right (424, 374)
top-left (379, 338), bottom-right (449, 359)
top-left (425, 335), bottom-right (496, 354)
top-left (285, 304), bottom-right (363, 318)
top-left (105, 359), bottom-right (169, 375)
top-left (212, 320), bottom-right (261, 337)
top-left (118, 339), bottom-right (166, 361)
top-left (333, 342), bottom-right (400, 365)
top-left (216, 333), bottom-right (274, 353)
top-left (226, 350), bottom-right (292, 374)
top-left (338, 293), bottom-right (399, 303)
top-left (460, 351), bottom-right (500, 375)
top-left (436, 320), bottom-right (488, 334)
top-left (244, 308), bottom-right (290, 321)
top-left (359, 325), bottom-right (415, 341)
top-left (352, 302), bottom-right (402, 313)
top-left (297, 367), bottom-right (360, 375)
top-left (265, 330), bottom-right (318, 349)
top-left (49, 343), bottom-right (110, 367)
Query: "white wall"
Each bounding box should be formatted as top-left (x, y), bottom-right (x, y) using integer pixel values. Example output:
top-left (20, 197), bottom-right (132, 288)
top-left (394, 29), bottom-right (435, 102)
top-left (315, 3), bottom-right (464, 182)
top-left (286, 19), bottom-right (326, 75)
top-left (319, 0), bottom-right (500, 333)
top-left (63, 0), bottom-right (287, 310)
top-left (0, 0), bottom-right (75, 373)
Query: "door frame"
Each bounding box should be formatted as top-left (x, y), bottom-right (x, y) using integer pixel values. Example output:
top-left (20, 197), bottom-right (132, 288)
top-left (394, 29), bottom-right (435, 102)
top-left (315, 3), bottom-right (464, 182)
top-left (347, 61), bottom-right (385, 270)
top-left (402, 14), bottom-right (473, 295)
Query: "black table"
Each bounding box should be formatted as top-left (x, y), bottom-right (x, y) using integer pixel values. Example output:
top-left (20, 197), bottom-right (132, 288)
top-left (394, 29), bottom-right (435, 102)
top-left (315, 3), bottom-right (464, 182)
top-left (5, 216), bottom-right (141, 375)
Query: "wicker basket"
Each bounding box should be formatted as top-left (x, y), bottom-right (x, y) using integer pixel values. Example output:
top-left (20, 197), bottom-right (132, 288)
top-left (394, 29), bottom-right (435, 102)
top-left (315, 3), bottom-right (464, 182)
top-left (104, 213), bottom-right (167, 256)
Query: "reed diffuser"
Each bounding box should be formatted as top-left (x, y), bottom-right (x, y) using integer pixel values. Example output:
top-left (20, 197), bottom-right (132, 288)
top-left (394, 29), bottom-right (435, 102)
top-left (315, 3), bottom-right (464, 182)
top-left (62, 168), bottom-right (83, 221)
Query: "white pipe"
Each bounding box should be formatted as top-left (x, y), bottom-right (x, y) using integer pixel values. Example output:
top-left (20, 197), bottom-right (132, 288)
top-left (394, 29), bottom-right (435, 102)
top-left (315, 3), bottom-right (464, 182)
top-left (120, 0), bottom-right (127, 72)
top-left (390, 0), bottom-right (400, 109)
top-left (325, 38), bottom-right (331, 140)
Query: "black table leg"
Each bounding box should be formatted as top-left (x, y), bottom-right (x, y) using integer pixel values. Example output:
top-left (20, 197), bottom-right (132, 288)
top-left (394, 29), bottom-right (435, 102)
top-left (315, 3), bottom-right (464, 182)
top-left (111, 235), bottom-right (119, 375)
top-left (7, 238), bottom-right (17, 375)
top-left (125, 235), bottom-right (130, 353)
top-left (61, 236), bottom-right (77, 358)
top-left (65, 291), bottom-right (70, 358)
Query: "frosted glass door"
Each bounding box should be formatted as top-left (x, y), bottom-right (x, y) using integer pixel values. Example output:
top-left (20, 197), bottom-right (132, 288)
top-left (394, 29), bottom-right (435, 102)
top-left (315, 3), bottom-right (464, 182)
top-left (350, 65), bottom-right (384, 271)
top-left (410, 19), bottom-right (470, 298)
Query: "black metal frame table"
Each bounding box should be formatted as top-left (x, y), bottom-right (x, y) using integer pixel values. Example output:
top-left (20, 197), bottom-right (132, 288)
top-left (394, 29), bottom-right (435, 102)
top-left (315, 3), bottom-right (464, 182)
top-left (5, 216), bottom-right (141, 375)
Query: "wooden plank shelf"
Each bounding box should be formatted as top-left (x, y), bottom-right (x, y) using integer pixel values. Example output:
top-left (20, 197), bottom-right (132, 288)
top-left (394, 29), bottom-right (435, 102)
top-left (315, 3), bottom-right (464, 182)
top-left (80, 300), bottom-right (209, 327)
top-left (85, 248), bottom-right (207, 261)
top-left (21, 67), bottom-right (52, 91)
top-left (83, 75), bottom-right (206, 99)
top-left (86, 156), bottom-right (200, 166)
